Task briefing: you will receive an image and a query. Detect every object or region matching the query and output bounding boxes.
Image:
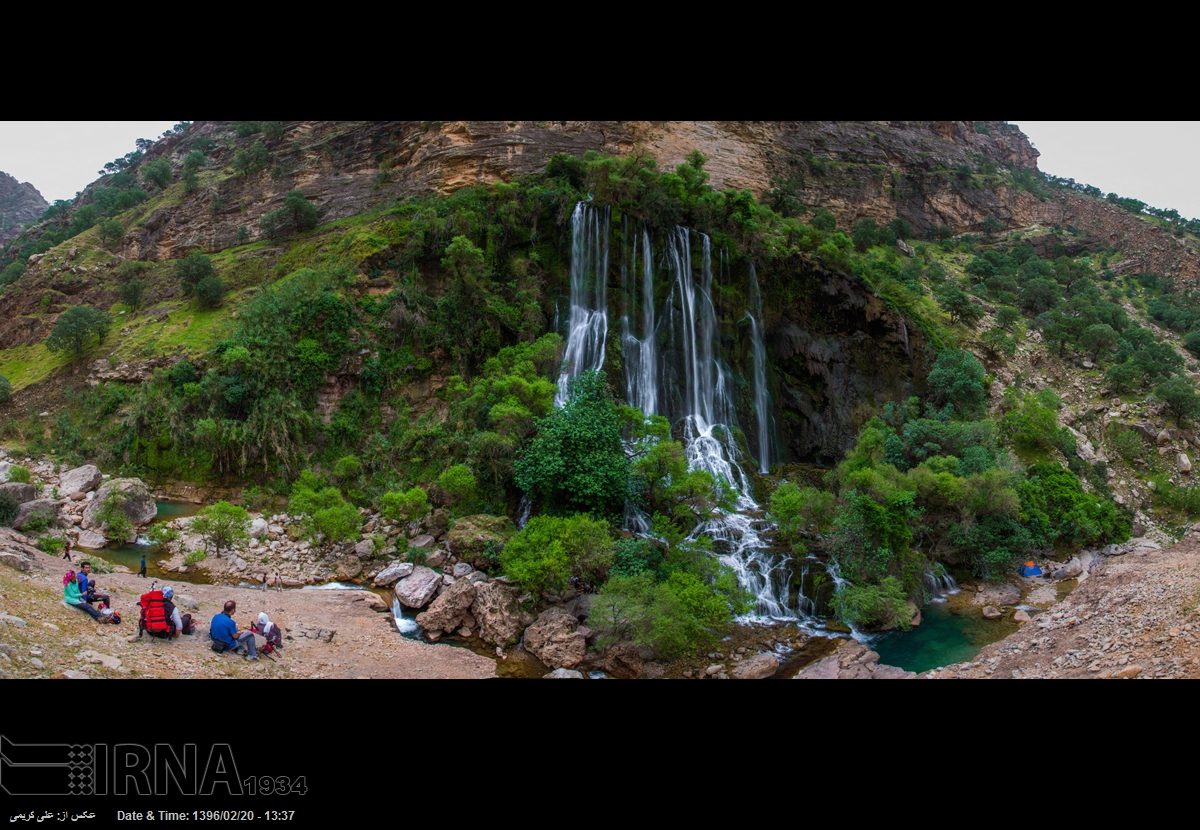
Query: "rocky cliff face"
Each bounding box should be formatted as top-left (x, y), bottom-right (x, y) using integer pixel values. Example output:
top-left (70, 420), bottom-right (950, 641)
top-left (53, 120), bottom-right (1052, 263)
top-left (0, 171), bottom-right (47, 246)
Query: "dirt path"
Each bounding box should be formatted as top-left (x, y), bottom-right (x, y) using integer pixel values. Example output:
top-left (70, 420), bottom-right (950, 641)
top-left (0, 543), bottom-right (496, 680)
top-left (928, 537), bottom-right (1200, 679)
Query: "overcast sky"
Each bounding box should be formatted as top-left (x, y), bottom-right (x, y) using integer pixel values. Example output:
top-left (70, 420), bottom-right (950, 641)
top-left (4, 121), bottom-right (1200, 221)
top-left (0, 121), bottom-right (182, 203)
top-left (1013, 121), bottom-right (1200, 220)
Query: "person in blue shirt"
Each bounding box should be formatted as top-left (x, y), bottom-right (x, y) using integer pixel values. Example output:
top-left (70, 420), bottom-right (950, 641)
top-left (77, 562), bottom-right (110, 609)
top-left (210, 600), bottom-right (258, 661)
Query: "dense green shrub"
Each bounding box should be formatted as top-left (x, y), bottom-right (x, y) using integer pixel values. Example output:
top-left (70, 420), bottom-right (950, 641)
top-left (0, 375), bottom-right (9, 404)
top-left (515, 370), bottom-right (629, 515)
top-left (380, 487), bottom-right (428, 522)
top-left (7, 465), bottom-right (31, 483)
top-left (436, 465), bottom-right (476, 507)
top-left (288, 472), bottom-right (360, 543)
top-left (176, 251), bottom-right (215, 296)
top-left (500, 514), bottom-right (614, 595)
top-left (260, 191), bottom-right (318, 238)
top-left (832, 577), bottom-right (911, 630)
top-left (0, 491), bottom-right (17, 526)
top-left (927, 348), bottom-right (987, 417)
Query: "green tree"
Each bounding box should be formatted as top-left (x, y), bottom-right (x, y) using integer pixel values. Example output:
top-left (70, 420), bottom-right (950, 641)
top-left (141, 158), bottom-right (172, 190)
top-left (259, 191), bottom-right (318, 238)
top-left (851, 218), bottom-right (879, 252)
top-left (811, 208), bottom-right (837, 232)
top-left (194, 276), bottom-right (225, 309)
top-left (1155, 376), bottom-right (1200, 426)
top-left (176, 251), bottom-right (215, 295)
top-left (190, 500), bottom-right (251, 558)
top-left (500, 514), bottom-right (614, 595)
top-left (44, 306), bottom-right (111, 356)
top-left (119, 277), bottom-right (145, 313)
top-left (98, 219), bottom-right (124, 250)
top-left (514, 370), bottom-right (630, 515)
top-left (0, 491), bottom-right (17, 526)
top-left (935, 282), bottom-right (984, 327)
top-left (927, 348), bottom-right (987, 417)
top-left (1080, 323), bottom-right (1119, 362)
top-left (0, 374), bottom-right (11, 404)
top-left (982, 216), bottom-right (1004, 238)
top-left (441, 235), bottom-right (486, 288)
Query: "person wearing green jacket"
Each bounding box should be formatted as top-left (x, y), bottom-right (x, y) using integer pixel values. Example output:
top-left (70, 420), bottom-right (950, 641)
top-left (63, 571), bottom-right (103, 621)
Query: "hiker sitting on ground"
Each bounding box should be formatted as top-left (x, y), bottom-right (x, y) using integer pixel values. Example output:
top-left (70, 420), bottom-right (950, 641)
top-left (77, 562), bottom-right (110, 608)
top-left (63, 571), bottom-right (105, 622)
top-left (161, 586), bottom-right (193, 637)
top-left (210, 600), bottom-right (258, 661)
top-left (253, 612), bottom-right (283, 650)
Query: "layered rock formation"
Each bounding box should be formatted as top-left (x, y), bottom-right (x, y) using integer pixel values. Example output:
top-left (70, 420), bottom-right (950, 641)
top-left (0, 171), bottom-right (47, 246)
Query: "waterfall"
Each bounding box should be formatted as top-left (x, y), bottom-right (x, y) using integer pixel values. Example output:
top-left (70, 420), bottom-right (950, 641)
top-left (516, 494), bottom-right (533, 529)
top-left (747, 264), bottom-right (772, 474)
top-left (924, 566), bottom-right (959, 602)
top-left (391, 598), bottom-right (418, 636)
top-left (620, 221), bottom-right (658, 416)
top-left (555, 203), bottom-right (610, 406)
top-left (553, 211), bottom-right (814, 623)
top-left (900, 318), bottom-right (911, 362)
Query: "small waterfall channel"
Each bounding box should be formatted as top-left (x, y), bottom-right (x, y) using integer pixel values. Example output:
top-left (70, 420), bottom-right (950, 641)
top-left (553, 202), bottom-right (835, 625)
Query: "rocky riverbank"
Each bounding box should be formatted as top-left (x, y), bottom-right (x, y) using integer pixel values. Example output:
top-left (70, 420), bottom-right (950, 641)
top-left (927, 531), bottom-right (1200, 679)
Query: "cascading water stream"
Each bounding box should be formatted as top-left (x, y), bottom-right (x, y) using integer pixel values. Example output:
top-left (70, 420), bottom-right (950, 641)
top-left (555, 203), bottom-right (610, 406)
top-left (746, 264), bottom-right (773, 475)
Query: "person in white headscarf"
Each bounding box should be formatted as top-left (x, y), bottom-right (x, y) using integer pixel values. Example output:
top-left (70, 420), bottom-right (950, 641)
top-left (161, 585), bottom-right (190, 637)
top-left (255, 611), bottom-right (283, 650)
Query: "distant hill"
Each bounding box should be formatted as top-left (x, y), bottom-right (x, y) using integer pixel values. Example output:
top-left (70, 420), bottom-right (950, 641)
top-left (0, 171), bottom-right (47, 246)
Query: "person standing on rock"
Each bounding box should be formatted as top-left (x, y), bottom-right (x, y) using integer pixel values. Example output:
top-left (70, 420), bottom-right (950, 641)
top-left (63, 538), bottom-right (73, 562)
top-left (139, 554), bottom-right (147, 578)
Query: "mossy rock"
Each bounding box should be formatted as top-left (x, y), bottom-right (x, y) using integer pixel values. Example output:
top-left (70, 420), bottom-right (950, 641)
top-left (447, 514), bottom-right (516, 572)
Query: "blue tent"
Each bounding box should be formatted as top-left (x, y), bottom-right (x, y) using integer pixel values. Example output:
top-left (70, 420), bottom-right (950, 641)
top-left (1018, 562), bottom-right (1043, 577)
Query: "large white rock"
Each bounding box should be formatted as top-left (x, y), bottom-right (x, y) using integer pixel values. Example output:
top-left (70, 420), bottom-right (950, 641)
top-left (249, 517), bottom-right (269, 539)
top-left (393, 566), bottom-right (442, 609)
top-left (76, 530), bottom-right (107, 549)
top-left (1180, 453), bottom-right (1193, 474)
top-left (59, 465), bottom-right (102, 496)
top-left (373, 562), bottom-right (414, 586)
top-left (82, 479), bottom-right (156, 530)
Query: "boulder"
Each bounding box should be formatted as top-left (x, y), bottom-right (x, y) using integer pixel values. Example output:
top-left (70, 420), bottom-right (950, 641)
top-left (1180, 453), bottom-right (1193, 474)
top-left (0, 551), bottom-right (32, 572)
top-left (1158, 430), bottom-right (1172, 446)
top-left (0, 462), bottom-right (12, 482)
top-left (335, 558), bottom-right (363, 581)
top-left (249, 518), bottom-right (269, 539)
top-left (373, 562), bottom-right (414, 587)
top-left (424, 548), bottom-right (449, 569)
top-left (0, 482), bottom-right (36, 504)
top-left (82, 479), bottom-right (156, 530)
top-left (871, 665), bottom-right (917, 679)
top-left (794, 655), bottom-right (840, 679)
top-left (982, 606), bottom-right (1003, 619)
top-left (1052, 557), bottom-right (1083, 580)
top-left (175, 594), bottom-right (199, 611)
top-left (447, 514), bottom-right (516, 571)
top-left (426, 508), bottom-right (451, 537)
top-left (524, 607), bottom-right (587, 670)
top-left (410, 534), bottom-right (436, 549)
top-left (586, 642), bottom-right (645, 679)
top-left (416, 579), bottom-right (477, 633)
top-left (544, 668), bottom-right (584, 679)
top-left (75, 530), bottom-right (107, 548)
top-left (354, 539), bottom-right (374, 558)
top-left (469, 581), bottom-right (525, 647)
top-left (731, 653), bottom-right (779, 680)
top-left (353, 591), bottom-right (390, 612)
top-left (59, 465), bottom-right (102, 495)
top-left (78, 650), bottom-right (121, 670)
top-left (393, 566), bottom-right (442, 609)
top-left (12, 499), bottom-right (61, 531)
top-left (1013, 609), bottom-right (1031, 623)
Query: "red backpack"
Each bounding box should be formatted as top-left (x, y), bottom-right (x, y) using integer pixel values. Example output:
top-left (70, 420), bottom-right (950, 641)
top-left (138, 590), bottom-right (171, 638)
